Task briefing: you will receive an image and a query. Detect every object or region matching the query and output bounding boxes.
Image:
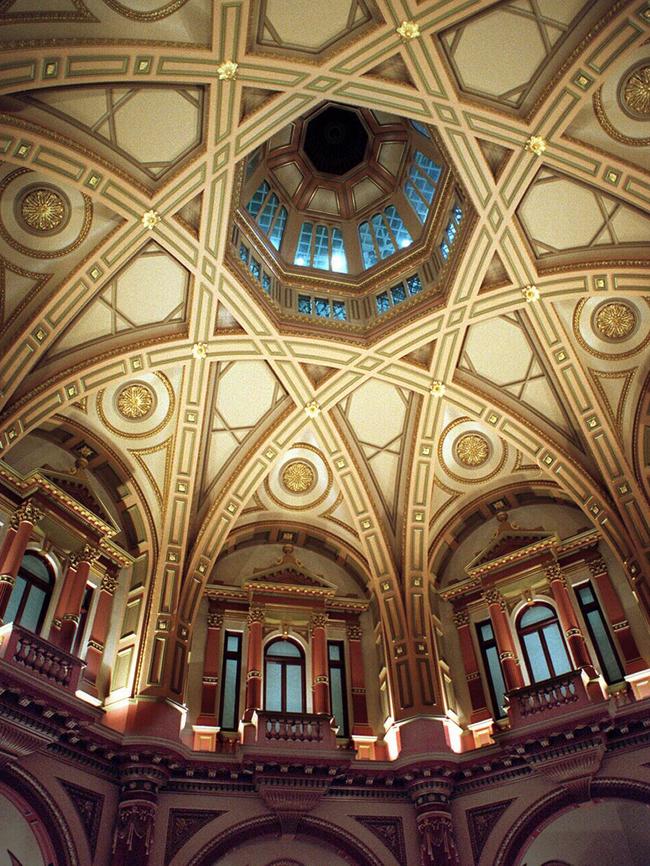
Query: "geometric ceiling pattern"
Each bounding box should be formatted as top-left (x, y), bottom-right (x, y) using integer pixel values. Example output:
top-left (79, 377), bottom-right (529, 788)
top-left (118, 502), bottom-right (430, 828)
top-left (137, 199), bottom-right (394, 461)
top-left (0, 0), bottom-right (648, 697)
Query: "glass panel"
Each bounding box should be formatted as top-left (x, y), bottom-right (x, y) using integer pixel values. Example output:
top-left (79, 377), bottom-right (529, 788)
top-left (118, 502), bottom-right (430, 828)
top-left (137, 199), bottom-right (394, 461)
top-left (407, 274), bottom-right (422, 294)
top-left (410, 119), bottom-right (431, 138)
top-left (315, 297), bottom-right (331, 318)
top-left (404, 180), bottom-right (429, 223)
top-left (226, 634), bottom-right (239, 652)
top-left (408, 165), bottom-right (435, 205)
top-left (298, 295), bottom-right (312, 315)
top-left (265, 660), bottom-right (282, 711)
top-left (440, 240), bottom-right (450, 260)
top-left (520, 605), bottom-right (554, 627)
top-left (313, 225), bottom-right (330, 270)
top-left (269, 206), bottom-right (287, 251)
top-left (370, 213), bottom-right (396, 259)
top-left (332, 301), bottom-right (347, 321)
top-left (479, 621), bottom-right (494, 642)
top-left (4, 575), bottom-right (26, 624)
top-left (331, 228), bottom-right (348, 273)
top-left (285, 663), bottom-right (303, 712)
top-left (258, 192), bottom-right (279, 233)
top-left (358, 221), bottom-right (378, 269)
top-left (262, 272), bottom-right (271, 293)
top-left (294, 222), bottom-right (313, 266)
top-left (391, 283), bottom-right (406, 304)
top-left (543, 623), bottom-right (572, 676)
top-left (267, 639), bottom-right (301, 657)
top-left (376, 292), bottom-right (391, 314)
top-left (485, 644), bottom-right (507, 718)
top-left (453, 204), bottom-right (463, 224)
top-left (577, 585), bottom-right (595, 605)
top-left (328, 643), bottom-right (341, 661)
top-left (523, 631), bottom-right (551, 682)
top-left (384, 205), bottom-right (413, 249)
top-left (415, 150), bottom-right (442, 184)
top-left (249, 257), bottom-right (261, 280)
top-left (220, 657), bottom-right (239, 729)
top-left (446, 220), bottom-right (457, 243)
top-left (586, 610), bottom-right (623, 683)
top-left (22, 554), bottom-right (50, 582)
top-left (239, 243), bottom-right (249, 264)
top-left (246, 179), bottom-right (269, 217)
top-left (330, 667), bottom-right (346, 734)
top-left (21, 587), bottom-right (46, 631)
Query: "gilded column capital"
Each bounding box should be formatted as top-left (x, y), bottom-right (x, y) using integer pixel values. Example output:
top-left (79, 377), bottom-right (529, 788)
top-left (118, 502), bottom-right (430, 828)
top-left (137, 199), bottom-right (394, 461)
top-left (453, 609), bottom-right (470, 628)
top-left (588, 554), bottom-right (608, 577)
top-left (484, 588), bottom-right (506, 610)
top-left (311, 613), bottom-right (328, 632)
top-left (247, 606), bottom-right (265, 625)
top-left (545, 562), bottom-right (564, 582)
top-left (101, 572), bottom-right (119, 595)
top-left (70, 544), bottom-right (100, 569)
top-left (11, 500), bottom-right (44, 529)
top-left (207, 612), bottom-right (224, 629)
top-left (346, 623), bottom-right (363, 640)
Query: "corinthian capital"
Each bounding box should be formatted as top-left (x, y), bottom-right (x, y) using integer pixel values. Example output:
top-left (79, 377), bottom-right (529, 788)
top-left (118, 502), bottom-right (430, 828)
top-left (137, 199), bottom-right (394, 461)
top-left (484, 588), bottom-right (506, 610)
top-left (11, 500), bottom-right (44, 529)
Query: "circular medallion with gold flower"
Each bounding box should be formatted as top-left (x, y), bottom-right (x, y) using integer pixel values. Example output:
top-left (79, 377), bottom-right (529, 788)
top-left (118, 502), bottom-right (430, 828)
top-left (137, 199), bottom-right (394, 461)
top-left (281, 460), bottom-right (317, 494)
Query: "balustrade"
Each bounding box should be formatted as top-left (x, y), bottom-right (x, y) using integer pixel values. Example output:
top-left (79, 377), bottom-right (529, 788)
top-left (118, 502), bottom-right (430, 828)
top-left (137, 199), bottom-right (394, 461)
top-left (505, 669), bottom-right (598, 731)
top-left (251, 710), bottom-right (339, 750)
top-left (0, 622), bottom-right (85, 693)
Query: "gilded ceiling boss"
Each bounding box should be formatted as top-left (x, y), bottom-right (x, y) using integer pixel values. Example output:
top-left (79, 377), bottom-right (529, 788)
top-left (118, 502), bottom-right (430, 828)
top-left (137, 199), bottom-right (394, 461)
top-left (0, 3), bottom-right (649, 866)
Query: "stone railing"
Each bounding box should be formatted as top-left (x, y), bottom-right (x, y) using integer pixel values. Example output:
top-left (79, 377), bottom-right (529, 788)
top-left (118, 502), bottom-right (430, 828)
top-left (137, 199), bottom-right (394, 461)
top-left (506, 669), bottom-right (594, 730)
top-left (250, 711), bottom-right (338, 750)
top-left (0, 622), bottom-right (85, 694)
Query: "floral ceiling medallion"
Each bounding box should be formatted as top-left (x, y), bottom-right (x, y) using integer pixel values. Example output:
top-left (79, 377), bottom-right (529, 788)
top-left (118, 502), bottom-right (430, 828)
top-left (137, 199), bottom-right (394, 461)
top-left (455, 433), bottom-right (490, 467)
top-left (20, 188), bottom-right (67, 232)
top-left (281, 460), bottom-right (316, 494)
top-left (594, 302), bottom-right (636, 341)
top-left (623, 65), bottom-right (650, 117)
top-left (116, 384), bottom-right (155, 420)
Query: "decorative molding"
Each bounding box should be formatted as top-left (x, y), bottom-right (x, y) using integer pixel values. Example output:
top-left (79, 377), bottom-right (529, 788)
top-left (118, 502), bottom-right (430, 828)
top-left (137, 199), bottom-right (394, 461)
top-left (466, 799), bottom-right (514, 865)
top-left (354, 815), bottom-right (407, 866)
top-left (59, 779), bottom-right (104, 859)
top-left (164, 808), bottom-right (225, 865)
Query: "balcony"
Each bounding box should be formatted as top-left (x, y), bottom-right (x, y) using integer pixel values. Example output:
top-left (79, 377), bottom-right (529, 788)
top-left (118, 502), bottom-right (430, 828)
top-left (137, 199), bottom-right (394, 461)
top-left (0, 622), bottom-right (85, 695)
top-left (245, 710), bottom-right (341, 752)
top-left (501, 669), bottom-right (606, 739)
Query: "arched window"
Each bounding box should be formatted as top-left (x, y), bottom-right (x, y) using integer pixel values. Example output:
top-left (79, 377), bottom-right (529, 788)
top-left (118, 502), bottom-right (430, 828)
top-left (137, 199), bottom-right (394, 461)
top-left (264, 638), bottom-right (305, 713)
top-left (4, 553), bottom-right (54, 633)
top-left (517, 603), bottom-right (572, 683)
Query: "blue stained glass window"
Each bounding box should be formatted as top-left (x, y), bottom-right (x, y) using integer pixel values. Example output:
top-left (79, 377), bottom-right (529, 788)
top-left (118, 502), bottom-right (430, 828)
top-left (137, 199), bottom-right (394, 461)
top-left (269, 206), bottom-right (287, 251)
top-left (246, 179), bottom-right (269, 217)
top-left (298, 295), bottom-right (312, 315)
top-left (332, 300), bottom-right (347, 320)
top-left (410, 119), bottom-right (431, 138)
top-left (415, 150), bottom-right (442, 184)
top-left (376, 292), bottom-right (390, 314)
top-left (331, 228), bottom-right (348, 273)
top-left (409, 164), bottom-right (435, 205)
top-left (262, 272), bottom-right (271, 293)
top-left (249, 257), bottom-right (261, 280)
top-left (359, 221), bottom-right (378, 269)
top-left (384, 205), bottom-right (413, 250)
top-left (407, 274), bottom-right (422, 294)
top-left (315, 297), bottom-right (331, 317)
top-left (313, 225), bottom-right (330, 270)
top-left (239, 243), bottom-right (249, 264)
top-left (391, 282), bottom-right (406, 304)
top-left (405, 180), bottom-right (429, 223)
top-left (258, 192), bottom-right (279, 233)
top-left (295, 222), bottom-right (313, 266)
top-left (440, 240), bottom-right (450, 260)
top-left (453, 204), bottom-right (463, 224)
top-left (371, 213), bottom-right (396, 259)
top-left (446, 220), bottom-right (457, 243)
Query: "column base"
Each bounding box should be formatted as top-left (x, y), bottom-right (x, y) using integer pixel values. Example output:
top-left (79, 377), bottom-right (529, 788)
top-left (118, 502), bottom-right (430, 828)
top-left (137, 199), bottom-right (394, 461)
top-left (467, 717), bottom-right (495, 748)
top-left (383, 716), bottom-right (451, 760)
top-left (351, 733), bottom-right (377, 760)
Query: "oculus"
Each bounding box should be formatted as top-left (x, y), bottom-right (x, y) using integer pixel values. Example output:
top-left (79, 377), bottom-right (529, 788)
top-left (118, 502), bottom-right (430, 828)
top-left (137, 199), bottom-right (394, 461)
top-left (593, 302), bottom-right (636, 341)
top-left (455, 433), bottom-right (490, 467)
top-left (281, 460), bottom-right (316, 493)
top-left (303, 106), bottom-right (368, 176)
top-left (19, 186), bottom-right (68, 233)
top-left (116, 384), bottom-right (155, 420)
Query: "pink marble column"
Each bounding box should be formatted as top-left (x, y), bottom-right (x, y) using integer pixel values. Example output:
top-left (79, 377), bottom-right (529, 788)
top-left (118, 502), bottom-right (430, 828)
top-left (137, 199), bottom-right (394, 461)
top-left (0, 501), bottom-right (43, 623)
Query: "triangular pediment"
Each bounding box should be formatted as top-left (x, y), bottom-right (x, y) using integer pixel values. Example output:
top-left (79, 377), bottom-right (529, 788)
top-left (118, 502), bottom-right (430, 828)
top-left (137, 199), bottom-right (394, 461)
top-left (466, 513), bottom-right (554, 573)
top-left (40, 459), bottom-right (118, 531)
top-left (247, 545), bottom-right (336, 591)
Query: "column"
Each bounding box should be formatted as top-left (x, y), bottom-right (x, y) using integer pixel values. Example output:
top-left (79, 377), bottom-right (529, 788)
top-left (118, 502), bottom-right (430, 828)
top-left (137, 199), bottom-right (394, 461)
top-left (409, 777), bottom-right (459, 866)
top-left (346, 622), bottom-right (372, 734)
top-left (484, 589), bottom-right (524, 691)
top-left (588, 554), bottom-right (646, 675)
top-left (453, 608), bottom-right (491, 723)
top-left (81, 567), bottom-right (119, 695)
top-left (51, 544), bottom-right (99, 653)
top-left (193, 604), bottom-right (223, 751)
top-left (243, 605), bottom-right (264, 721)
top-left (0, 501), bottom-right (43, 622)
top-left (311, 612), bottom-right (330, 715)
top-left (112, 761), bottom-right (167, 866)
top-left (546, 563), bottom-right (598, 678)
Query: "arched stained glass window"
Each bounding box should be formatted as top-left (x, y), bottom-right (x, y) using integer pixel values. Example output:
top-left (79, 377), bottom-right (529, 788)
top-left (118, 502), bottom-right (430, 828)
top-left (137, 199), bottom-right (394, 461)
top-left (4, 553), bottom-right (54, 633)
top-left (264, 638), bottom-right (305, 713)
top-left (293, 223), bottom-right (348, 273)
top-left (360, 206), bottom-right (413, 269)
top-left (517, 603), bottom-right (572, 683)
top-left (404, 149), bottom-right (443, 223)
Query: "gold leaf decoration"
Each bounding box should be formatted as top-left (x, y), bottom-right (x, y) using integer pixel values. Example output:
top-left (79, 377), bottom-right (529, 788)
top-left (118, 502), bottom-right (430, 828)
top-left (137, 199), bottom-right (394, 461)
top-left (594, 303), bottom-right (636, 340)
top-left (21, 189), bottom-right (66, 232)
top-left (455, 433), bottom-right (490, 467)
top-left (117, 384), bottom-right (154, 419)
top-left (281, 460), bottom-right (316, 493)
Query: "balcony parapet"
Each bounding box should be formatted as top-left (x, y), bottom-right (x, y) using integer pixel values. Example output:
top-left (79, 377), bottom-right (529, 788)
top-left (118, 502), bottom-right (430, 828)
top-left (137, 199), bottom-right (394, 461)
top-left (0, 622), bottom-right (85, 695)
top-left (246, 710), bottom-right (341, 751)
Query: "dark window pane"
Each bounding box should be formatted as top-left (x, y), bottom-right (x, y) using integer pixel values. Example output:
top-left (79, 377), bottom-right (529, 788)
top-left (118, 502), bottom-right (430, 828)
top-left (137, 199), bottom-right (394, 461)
top-left (391, 283), bottom-right (406, 304)
top-left (239, 243), bottom-right (249, 264)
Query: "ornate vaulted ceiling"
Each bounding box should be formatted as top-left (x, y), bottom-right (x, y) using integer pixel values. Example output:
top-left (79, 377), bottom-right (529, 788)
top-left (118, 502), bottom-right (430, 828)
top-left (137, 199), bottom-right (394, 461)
top-left (0, 0), bottom-right (648, 627)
